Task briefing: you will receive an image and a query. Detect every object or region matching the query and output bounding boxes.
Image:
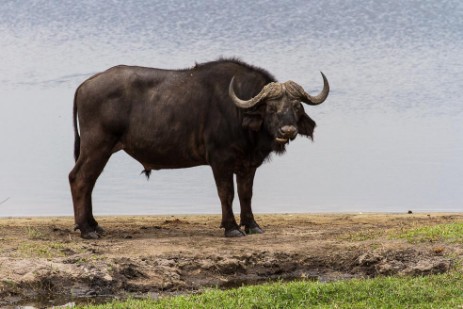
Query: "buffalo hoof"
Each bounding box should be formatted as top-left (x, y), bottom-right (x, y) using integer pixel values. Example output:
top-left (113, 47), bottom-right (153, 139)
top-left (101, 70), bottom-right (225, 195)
top-left (95, 225), bottom-right (105, 236)
top-left (82, 231), bottom-right (100, 239)
top-left (225, 229), bottom-right (246, 237)
top-left (245, 226), bottom-right (264, 235)
top-left (75, 224), bottom-right (105, 239)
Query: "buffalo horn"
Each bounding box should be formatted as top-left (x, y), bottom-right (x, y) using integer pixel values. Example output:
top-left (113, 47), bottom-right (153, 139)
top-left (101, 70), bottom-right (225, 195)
top-left (299, 72), bottom-right (330, 105)
top-left (229, 76), bottom-right (274, 109)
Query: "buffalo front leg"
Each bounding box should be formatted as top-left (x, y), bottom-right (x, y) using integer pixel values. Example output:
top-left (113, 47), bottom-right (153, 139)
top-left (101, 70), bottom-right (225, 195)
top-left (237, 168), bottom-right (264, 234)
top-left (211, 165), bottom-right (245, 237)
top-left (69, 145), bottom-right (113, 239)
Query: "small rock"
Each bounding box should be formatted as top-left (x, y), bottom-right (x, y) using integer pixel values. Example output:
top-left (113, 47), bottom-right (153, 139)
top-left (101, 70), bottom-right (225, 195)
top-left (376, 260), bottom-right (404, 275)
top-left (54, 302), bottom-right (76, 308)
top-left (432, 246), bottom-right (445, 255)
top-left (358, 253), bottom-right (381, 266)
top-left (20, 272), bottom-right (37, 282)
top-left (86, 289), bottom-right (97, 296)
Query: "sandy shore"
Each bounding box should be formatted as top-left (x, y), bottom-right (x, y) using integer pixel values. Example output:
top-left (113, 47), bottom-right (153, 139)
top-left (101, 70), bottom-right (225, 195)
top-left (1, 213), bottom-right (462, 307)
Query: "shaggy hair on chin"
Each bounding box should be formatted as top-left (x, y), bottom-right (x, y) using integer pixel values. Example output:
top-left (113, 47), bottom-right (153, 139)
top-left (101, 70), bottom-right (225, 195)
top-left (141, 169), bottom-right (151, 180)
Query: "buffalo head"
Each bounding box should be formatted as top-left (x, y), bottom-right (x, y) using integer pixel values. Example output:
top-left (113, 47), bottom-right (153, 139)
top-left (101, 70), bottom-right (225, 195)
top-left (229, 73), bottom-right (329, 146)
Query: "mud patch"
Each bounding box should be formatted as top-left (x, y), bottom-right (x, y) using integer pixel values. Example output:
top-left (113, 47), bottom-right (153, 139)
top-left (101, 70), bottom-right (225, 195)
top-left (0, 214), bottom-right (461, 307)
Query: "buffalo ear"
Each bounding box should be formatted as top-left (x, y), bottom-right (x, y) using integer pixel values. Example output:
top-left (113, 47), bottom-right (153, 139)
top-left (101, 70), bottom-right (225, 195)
top-left (298, 113), bottom-right (316, 139)
top-left (242, 115), bottom-right (263, 131)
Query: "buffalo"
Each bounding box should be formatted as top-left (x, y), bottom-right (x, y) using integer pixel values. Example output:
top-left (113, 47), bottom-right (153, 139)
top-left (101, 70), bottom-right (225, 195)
top-left (69, 58), bottom-right (329, 239)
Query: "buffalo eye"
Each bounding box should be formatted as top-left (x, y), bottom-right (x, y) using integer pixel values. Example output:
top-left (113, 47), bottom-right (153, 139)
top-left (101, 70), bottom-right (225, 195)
top-left (266, 105), bottom-right (277, 114)
top-left (292, 102), bottom-right (303, 112)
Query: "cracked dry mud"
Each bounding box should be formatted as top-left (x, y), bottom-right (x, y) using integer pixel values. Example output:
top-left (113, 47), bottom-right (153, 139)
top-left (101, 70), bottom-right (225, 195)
top-left (0, 213), bottom-right (462, 307)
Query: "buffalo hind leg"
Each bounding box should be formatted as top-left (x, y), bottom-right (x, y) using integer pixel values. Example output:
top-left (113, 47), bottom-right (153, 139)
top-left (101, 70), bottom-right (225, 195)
top-left (211, 164), bottom-right (245, 237)
top-left (69, 140), bottom-right (115, 239)
top-left (237, 168), bottom-right (264, 234)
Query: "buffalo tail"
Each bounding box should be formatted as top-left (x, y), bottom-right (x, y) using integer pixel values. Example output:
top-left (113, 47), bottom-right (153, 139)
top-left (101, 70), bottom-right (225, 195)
top-left (73, 89), bottom-right (81, 162)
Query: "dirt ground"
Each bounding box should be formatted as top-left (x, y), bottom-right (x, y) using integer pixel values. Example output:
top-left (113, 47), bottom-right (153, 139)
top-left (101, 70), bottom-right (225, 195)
top-left (1, 213), bottom-right (462, 307)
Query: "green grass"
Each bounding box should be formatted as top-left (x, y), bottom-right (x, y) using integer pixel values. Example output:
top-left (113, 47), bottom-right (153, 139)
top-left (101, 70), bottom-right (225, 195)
top-left (78, 272), bottom-right (463, 309)
top-left (339, 228), bottom-right (384, 242)
top-left (16, 242), bottom-right (66, 258)
top-left (396, 222), bottom-right (463, 244)
top-left (342, 222), bottom-right (463, 244)
top-left (26, 225), bottom-right (44, 240)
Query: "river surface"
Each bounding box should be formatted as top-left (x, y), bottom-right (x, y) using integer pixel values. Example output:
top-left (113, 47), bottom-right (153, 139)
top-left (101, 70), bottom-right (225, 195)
top-left (0, 0), bottom-right (462, 216)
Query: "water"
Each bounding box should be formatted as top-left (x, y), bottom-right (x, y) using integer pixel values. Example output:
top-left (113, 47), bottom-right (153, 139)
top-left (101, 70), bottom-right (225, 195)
top-left (0, 0), bottom-right (462, 217)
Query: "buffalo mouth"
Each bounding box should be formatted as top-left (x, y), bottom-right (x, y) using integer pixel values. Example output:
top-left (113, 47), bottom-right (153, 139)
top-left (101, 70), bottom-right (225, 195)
top-left (275, 134), bottom-right (298, 144)
top-left (275, 137), bottom-right (289, 144)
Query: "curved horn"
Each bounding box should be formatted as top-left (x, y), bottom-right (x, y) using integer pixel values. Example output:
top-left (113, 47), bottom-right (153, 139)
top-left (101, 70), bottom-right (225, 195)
top-left (300, 72), bottom-right (330, 105)
top-left (229, 76), bottom-right (272, 109)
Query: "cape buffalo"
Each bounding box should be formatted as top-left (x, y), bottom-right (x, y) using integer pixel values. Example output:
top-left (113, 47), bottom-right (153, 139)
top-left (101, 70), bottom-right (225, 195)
top-left (69, 58), bottom-right (329, 239)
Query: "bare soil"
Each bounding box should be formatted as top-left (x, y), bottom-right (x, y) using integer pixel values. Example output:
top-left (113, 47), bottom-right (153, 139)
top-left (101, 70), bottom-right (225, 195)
top-left (1, 213), bottom-right (462, 307)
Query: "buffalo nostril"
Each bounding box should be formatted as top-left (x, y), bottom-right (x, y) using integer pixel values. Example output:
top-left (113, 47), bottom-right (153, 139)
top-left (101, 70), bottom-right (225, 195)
top-left (280, 125), bottom-right (297, 136)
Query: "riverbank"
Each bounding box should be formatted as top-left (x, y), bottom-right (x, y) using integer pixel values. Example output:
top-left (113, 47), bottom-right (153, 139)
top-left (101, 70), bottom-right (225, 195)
top-left (1, 213), bottom-right (462, 307)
